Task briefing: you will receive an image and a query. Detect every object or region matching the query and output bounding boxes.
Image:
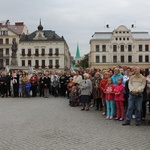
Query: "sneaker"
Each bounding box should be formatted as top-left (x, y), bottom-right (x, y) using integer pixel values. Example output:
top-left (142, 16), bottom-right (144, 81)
top-left (102, 112), bottom-right (106, 116)
top-left (106, 116), bottom-right (109, 120)
top-left (109, 116), bottom-right (113, 120)
top-left (115, 118), bottom-right (119, 120)
top-left (90, 105), bottom-right (93, 108)
top-left (132, 114), bottom-right (135, 119)
top-left (119, 118), bottom-right (124, 121)
top-left (122, 121), bottom-right (130, 126)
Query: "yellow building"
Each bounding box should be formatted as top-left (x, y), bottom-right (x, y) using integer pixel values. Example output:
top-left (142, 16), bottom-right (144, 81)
top-left (89, 25), bottom-right (150, 69)
top-left (0, 20), bottom-right (28, 68)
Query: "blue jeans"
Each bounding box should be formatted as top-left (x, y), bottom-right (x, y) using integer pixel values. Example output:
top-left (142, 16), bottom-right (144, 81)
top-left (106, 100), bottom-right (115, 117)
top-left (125, 93), bottom-right (143, 123)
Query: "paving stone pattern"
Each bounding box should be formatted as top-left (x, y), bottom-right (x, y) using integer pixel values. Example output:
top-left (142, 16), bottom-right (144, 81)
top-left (0, 97), bottom-right (150, 150)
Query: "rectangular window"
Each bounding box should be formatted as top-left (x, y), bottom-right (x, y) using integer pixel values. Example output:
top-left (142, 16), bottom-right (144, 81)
top-left (95, 56), bottom-right (100, 63)
top-left (55, 59), bottom-right (59, 65)
top-left (145, 55), bottom-right (149, 62)
top-left (22, 60), bottom-right (25, 66)
top-left (55, 48), bottom-right (59, 55)
top-left (42, 60), bottom-right (45, 66)
top-left (22, 49), bottom-right (25, 54)
top-left (121, 56), bottom-right (124, 62)
top-left (49, 60), bottom-right (53, 65)
top-left (0, 49), bottom-right (3, 56)
top-left (49, 48), bottom-right (53, 54)
top-left (145, 45), bottom-right (149, 51)
top-left (128, 45), bottom-right (132, 51)
top-left (28, 49), bottom-right (31, 55)
top-left (42, 49), bottom-right (45, 55)
top-left (102, 56), bottom-right (106, 63)
top-left (95, 45), bottom-right (100, 52)
top-left (139, 56), bottom-right (143, 62)
top-left (35, 49), bottom-right (39, 55)
top-left (113, 56), bottom-right (117, 63)
top-left (13, 38), bottom-right (16, 42)
top-left (113, 45), bottom-right (117, 52)
top-left (6, 38), bottom-right (9, 44)
top-left (6, 48), bottom-right (9, 55)
top-left (35, 60), bottom-right (39, 66)
top-left (139, 45), bottom-right (142, 51)
top-left (6, 59), bottom-right (9, 65)
top-left (102, 45), bottom-right (106, 52)
top-left (0, 39), bottom-right (3, 44)
top-left (121, 45), bottom-right (124, 52)
top-left (0, 59), bottom-right (3, 68)
top-left (28, 60), bottom-right (31, 66)
top-left (128, 56), bottom-right (132, 62)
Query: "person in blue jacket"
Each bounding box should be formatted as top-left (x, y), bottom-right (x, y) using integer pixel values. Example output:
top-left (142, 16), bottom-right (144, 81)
top-left (111, 67), bottom-right (123, 86)
top-left (25, 80), bottom-right (31, 98)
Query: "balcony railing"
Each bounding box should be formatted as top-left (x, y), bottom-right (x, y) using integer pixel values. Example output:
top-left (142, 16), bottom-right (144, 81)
top-left (49, 65), bottom-right (53, 69)
top-left (27, 53), bottom-right (31, 56)
top-left (55, 52), bottom-right (59, 56)
top-left (55, 65), bottom-right (60, 68)
top-left (34, 65), bottom-right (39, 69)
top-left (41, 53), bottom-right (45, 56)
top-left (35, 53), bottom-right (39, 56)
top-left (22, 53), bottom-right (25, 56)
top-left (49, 53), bottom-right (53, 56)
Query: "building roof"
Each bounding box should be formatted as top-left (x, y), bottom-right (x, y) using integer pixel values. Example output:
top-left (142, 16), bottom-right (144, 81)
top-left (7, 24), bottom-right (25, 35)
top-left (91, 25), bottom-right (150, 40)
top-left (20, 30), bottom-right (65, 42)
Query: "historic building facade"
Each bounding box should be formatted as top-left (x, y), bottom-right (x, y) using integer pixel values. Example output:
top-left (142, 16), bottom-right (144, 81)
top-left (18, 22), bottom-right (71, 70)
top-left (0, 20), bottom-right (28, 68)
top-left (89, 25), bottom-right (150, 69)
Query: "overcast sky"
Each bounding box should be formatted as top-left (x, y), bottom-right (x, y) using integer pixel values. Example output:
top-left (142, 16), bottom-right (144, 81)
top-left (1, 0), bottom-right (150, 56)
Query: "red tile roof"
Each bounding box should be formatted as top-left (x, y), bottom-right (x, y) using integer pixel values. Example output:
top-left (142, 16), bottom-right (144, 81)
top-left (7, 25), bottom-right (24, 35)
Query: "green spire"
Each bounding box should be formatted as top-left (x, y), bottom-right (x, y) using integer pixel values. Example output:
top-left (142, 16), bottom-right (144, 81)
top-left (75, 43), bottom-right (80, 58)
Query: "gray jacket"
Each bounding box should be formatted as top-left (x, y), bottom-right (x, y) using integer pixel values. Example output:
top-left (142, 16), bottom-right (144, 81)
top-left (80, 79), bottom-right (92, 95)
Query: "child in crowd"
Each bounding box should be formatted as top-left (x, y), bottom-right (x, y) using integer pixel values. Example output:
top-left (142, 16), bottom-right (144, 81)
top-left (19, 74), bottom-right (23, 97)
top-left (114, 78), bottom-right (125, 121)
top-left (25, 80), bottom-right (31, 98)
top-left (52, 76), bottom-right (59, 97)
top-left (67, 77), bottom-right (74, 98)
top-left (69, 85), bottom-right (77, 107)
top-left (75, 83), bottom-right (81, 106)
top-left (104, 78), bottom-right (115, 120)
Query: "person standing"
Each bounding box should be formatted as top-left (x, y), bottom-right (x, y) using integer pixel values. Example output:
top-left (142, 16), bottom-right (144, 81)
top-left (93, 72), bottom-right (102, 110)
top-left (30, 72), bottom-right (38, 97)
top-left (122, 67), bottom-right (146, 126)
top-left (146, 69), bottom-right (150, 115)
top-left (80, 73), bottom-right (92, 111)
top-left (43, 72), bottom-right (50, 98)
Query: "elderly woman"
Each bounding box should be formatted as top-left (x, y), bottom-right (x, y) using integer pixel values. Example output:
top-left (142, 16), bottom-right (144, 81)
top-left (92, 72), bottom-right (102, 110)
top-left (80, 73), bottom-right (92, 111)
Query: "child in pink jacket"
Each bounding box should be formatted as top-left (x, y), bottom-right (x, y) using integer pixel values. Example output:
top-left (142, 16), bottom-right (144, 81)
top-left (114, 78), bottom-right (125, 121)
top-left (104, 78), bottom-right (115, 120)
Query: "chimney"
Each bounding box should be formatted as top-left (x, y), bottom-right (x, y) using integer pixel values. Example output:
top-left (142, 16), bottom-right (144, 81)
top-left (15, 22), bottom-right (24, 26)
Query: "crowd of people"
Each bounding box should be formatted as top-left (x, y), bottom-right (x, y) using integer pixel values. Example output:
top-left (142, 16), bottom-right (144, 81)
top-left (0, 65), bottom-right (150, 126)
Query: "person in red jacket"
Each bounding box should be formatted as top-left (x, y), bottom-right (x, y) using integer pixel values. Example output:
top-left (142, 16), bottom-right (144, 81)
top-left (114, 78), bottom-right (125, 121)
top-left (104, 78), bottom-right (115, 120)
top-left (100, 71), bottom-right (109, 115)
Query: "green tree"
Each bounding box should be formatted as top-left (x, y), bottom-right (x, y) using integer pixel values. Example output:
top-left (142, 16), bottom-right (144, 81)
top-left (78, 54), bottom-right (89, 69)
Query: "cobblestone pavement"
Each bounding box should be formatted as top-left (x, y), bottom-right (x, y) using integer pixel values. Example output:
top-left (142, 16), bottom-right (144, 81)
top-left (0, 96), bottom-right (150, 150)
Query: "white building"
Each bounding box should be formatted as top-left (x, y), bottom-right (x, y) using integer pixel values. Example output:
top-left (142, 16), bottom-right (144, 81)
top-left (18, 21), bottom-right (71, 70)
top-left (89, 25), bottom-right (150, 69)
top-left (0, 20), bottom-right (28, 68)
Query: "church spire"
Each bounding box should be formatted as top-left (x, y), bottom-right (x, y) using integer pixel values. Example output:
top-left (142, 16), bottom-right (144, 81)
top-left (75, 43), bottom-right (80, 58)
